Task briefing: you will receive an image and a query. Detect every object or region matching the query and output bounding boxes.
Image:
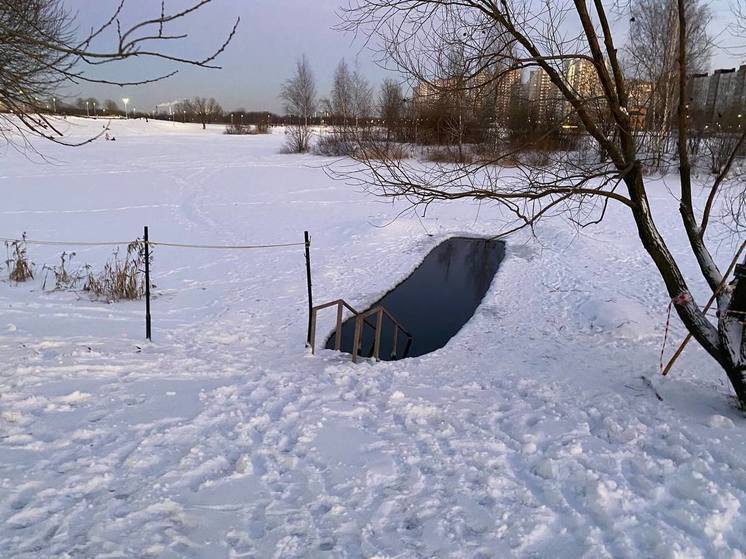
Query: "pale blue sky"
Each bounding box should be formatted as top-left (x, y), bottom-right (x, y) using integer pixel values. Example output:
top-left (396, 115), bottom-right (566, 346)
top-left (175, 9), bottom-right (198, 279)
top-left (64, 0), bottom-right (393, 113)
top-left (64, 0), bottom-right (744, 113)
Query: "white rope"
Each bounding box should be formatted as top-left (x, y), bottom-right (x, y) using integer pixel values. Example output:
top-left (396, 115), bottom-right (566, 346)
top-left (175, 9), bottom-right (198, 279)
top-left (149, 241), bottom-right (306, 250)
top-left (1, 236), bottom-right (307, 250)
top-left (0, 237), bottom-right (132, 246)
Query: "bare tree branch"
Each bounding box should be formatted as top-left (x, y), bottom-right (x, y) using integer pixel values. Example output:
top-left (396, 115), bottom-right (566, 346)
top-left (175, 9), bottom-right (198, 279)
top-left (0, 0), bottom-right (239, 145)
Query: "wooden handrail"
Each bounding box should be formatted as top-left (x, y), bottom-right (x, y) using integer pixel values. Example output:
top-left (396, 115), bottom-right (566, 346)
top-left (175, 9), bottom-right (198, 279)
top-left (309, 298), bottom-right (413, 363)
top-left (352, 304), bottom-right (413, 363)
top-left (309, 299), bottom-right (379, 355)
top-left (356, 305), bottom-right (413, 340)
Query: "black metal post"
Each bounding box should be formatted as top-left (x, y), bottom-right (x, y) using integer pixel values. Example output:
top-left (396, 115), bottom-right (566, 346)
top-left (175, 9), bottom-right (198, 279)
top-left (144, 226), bottom-right (152, 341)
top-left (304, 231), bottom-right (313, 347)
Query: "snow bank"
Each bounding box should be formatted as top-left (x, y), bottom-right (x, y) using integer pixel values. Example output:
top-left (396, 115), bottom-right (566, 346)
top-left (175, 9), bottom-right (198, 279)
top-left (575, 296), bottom-right (658, 339)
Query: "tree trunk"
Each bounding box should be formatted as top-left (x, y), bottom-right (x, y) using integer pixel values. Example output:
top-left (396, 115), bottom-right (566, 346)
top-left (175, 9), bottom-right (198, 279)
top-left (623, 168), bottom-right (728, 375)
top-left (721, 261), bottom-right (746, 405)
top-left (722, 364), bottom-right (746, 406)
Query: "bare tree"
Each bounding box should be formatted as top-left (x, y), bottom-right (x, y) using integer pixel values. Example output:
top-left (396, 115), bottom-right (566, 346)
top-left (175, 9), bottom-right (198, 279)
top-left (0, 0), bottom-right (239, 147)
top-left (74, 96), bottom-right (98, 116)
top-left (318, 58), bottom-right (377, 156)
top-left (340, 0), bottom-right (746, 406)
top-left (280, 55), bottom-right (317, 153)
top-left (179, 96), bottom-right (223, 129)
top-left (331, 59), bottom-right (354, 125)
top-left (103, 99), bottom-right (120, 115)
top-left (731, 0), bottom-right (746, 55)
top-left (714, 0), bottom-right (746, 238)
top-left (379, 79), bottom-right (405, 141)
top-left (625, 0), bottom-right (712, 168)
top-left (351, 63), bottom-right (374, 127)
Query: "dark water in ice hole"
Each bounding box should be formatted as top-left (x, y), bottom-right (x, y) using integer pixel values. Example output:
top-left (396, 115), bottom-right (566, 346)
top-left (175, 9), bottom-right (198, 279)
top-left (325, 237), bottom-right (506, 361)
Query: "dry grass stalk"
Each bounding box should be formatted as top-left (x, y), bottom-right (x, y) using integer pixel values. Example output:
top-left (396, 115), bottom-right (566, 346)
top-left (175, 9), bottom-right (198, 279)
top-left (5, 234), bottom-right (34, 282)
top-left (84, 240), bottom-right (150, 301)
top-left (42, 251), bottom-right (83, 290)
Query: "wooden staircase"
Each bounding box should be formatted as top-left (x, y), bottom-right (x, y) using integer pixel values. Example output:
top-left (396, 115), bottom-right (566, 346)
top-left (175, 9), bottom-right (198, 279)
top-left (308, 299), bottom-right (413, 362)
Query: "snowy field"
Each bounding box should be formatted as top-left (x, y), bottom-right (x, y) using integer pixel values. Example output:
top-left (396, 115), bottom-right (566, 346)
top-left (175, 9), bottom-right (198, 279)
top-left (0, 117), bottom-right (744, 558)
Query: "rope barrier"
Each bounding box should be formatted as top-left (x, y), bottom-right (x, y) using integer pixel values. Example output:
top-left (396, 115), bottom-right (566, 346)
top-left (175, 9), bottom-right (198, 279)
top-left (149, 241), bottom-right (307, 249)
top-left (659, 293), bottom-right (689, 374)
top-left (661, 240), bottom-right (746, 376)
top-left (2, 227), bottom-right (314, 343)
top-left (1, 236), bottom-right (307, 250)
top-left (0, 237), bottom-right (132, 247)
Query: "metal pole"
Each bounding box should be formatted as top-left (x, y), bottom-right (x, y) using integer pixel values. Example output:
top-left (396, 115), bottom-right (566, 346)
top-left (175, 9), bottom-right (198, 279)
top-left (304, 231), bottom-right (313, 347)
top-left (309, 308), bottom-right (317, 354)
top-left (144, 226), bottom-right (152, 341)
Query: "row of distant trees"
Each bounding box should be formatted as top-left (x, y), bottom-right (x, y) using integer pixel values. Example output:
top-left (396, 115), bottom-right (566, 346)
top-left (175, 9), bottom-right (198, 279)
top-left (280, 55), bottom-right (404, 153)
top-left (0, 94), bottom-right (289, 131)
top-left (279, 49), bottom-right (745, 172)
top-left (279, 0), bottom-right (745, 174)
top-left (170, 99), bottom-right (282, 132)
top-left (5, 97), bottom-right (125, 117)
top-left (70, 97), bottom-right (121, 116)
top-left (278, 53), bottom-right (571, 156)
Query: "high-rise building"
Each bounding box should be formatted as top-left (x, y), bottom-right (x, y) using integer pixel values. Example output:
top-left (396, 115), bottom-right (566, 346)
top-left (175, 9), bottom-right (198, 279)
top-left (566, 59), bottom-right (598, 99)
top-left (563, 59), bottom-right (605, 125)
top-left (414, 70), bottom-right (500, 119)
top-left (413, 80), bottom-right (439, 108)
top-left (494, 68), bottom-right (522, 120)
top-left (626, 79), bottom-right (653, 129)
top-left (733, 65), bottom-right (746, 115)
top-left (527, 68), bottom-right (560, 122)
top-left (686, 73), bottom-right (710, 112)
top-left (706, 68), bottom-right (740, 121)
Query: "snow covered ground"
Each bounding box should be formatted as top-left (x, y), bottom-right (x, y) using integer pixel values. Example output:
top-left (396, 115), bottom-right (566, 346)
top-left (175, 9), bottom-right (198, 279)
top-left (0, 117), bottom-right (744, 558)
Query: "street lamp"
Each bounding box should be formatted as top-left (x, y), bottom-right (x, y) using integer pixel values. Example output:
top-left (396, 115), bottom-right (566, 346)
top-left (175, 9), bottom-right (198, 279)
top-left (85, 101), bottom-right (90, 117)
top-left (122, 97), bottom-right (130, 119)
top-left (52, 97), bottom-right (56, 113)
